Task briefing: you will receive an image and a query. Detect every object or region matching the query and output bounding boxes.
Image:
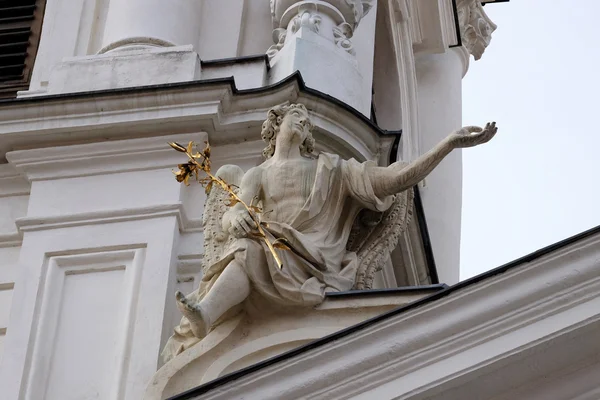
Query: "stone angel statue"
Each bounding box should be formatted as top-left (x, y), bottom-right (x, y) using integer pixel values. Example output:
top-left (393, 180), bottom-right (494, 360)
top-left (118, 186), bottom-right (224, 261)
top-left (162, 103), bottom-right (497, 361)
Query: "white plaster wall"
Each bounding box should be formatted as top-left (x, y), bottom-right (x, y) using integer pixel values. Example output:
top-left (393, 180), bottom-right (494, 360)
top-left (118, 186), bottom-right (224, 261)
top-left (197, 0), bottom-right (245, 59)
top-left (45, 46), bottom-right (201, 94)
top-left (1, 219), bottom-right (179, 400)
top-left (371, 2), bottom-right (402, 130)
top-left (269, 35), bottom-right (368, 114)
top-left (42, 260), bottom-right (130, 399)
top-left (0, 246), bottom-right (19, 364)
top-left (28, 0), bottom-right (100, 92)
top-left (351, 0), bottom-right (378, 116)
top-left (101, 0), bottom-right (203, 50)
top-left (416, 48), bottom-right (466, 285)
top-left (200, 60), bottom-right (267, 89)
top-left (0, 196), bottom-right (27, 236)
top-left (0, 134), bottom-right (206, 400)
top-left (0, 170), bottom-right (29, 365)
top-left (28, 0), bottom-right (204, 93)
top-left (26, 169), bottom-right (182, 218)
top-left (238, 0), bottom-right (273, 56)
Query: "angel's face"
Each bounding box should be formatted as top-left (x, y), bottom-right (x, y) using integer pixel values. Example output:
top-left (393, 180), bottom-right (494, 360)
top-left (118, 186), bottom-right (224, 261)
top-left (278, 107), bottom-right (310, 145)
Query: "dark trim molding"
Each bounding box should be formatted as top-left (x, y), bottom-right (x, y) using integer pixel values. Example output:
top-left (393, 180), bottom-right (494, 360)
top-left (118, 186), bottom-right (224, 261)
top-left (325, 284), bottom-right (448, 299)
top-left (0, 70), bottom-right (399, 139)
top-left (413, 185), bottom-right (439, 284)
top-left (388, 135), bottom-right (439, 284)
top-left (482, 0), bottom-right (510, 5)
top-left (200, 54), bottom-right (271, 71)
top-left (450, 0), bottom-right (463, 48)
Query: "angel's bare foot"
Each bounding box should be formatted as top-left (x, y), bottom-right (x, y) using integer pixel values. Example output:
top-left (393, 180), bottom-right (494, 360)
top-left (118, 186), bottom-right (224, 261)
top-left (175, 291), bottom-right (211, 338)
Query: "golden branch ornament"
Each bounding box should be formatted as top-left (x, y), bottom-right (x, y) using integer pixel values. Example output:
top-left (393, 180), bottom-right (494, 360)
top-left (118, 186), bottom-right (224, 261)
top-left (168, 141), bottom-right (289, 269)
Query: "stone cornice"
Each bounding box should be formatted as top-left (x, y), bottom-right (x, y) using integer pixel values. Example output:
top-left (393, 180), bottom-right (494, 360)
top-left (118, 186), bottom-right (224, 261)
top-left (0, 164), bottom-right (29, 197)
top-left (15, 202), bottom-right (202, 233)
top-left (0, 73), bottom-right (398, 164)
top-left (6, 133), bottom-right (206, 181)
top-left (175, 226), bottom-right (600, 399)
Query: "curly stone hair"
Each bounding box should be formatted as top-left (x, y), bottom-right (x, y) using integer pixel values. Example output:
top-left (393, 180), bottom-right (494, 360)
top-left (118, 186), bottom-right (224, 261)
top-left (260, 103), bottom-right (316, 159)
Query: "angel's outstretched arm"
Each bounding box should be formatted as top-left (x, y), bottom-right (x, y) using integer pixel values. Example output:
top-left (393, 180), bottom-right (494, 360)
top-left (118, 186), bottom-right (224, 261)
top-left (368, 122), bottom-right (497, 197)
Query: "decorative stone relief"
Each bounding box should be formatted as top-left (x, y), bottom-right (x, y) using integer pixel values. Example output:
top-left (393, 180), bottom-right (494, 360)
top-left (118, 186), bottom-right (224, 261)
top-left (267, 0), bottom-right (374, 61)
top-left (161, 103), bottom-right (498, 362)
top-left (266, 28), bottom-right (287, 60)
top-left (332, 22), bottom-right (355, 55)
top-left (345, 0), bottom-right (373, 27)
top-left (457, 0), bottom-right (497, 60)
top-left (290, 3), bottom-right (322, 34)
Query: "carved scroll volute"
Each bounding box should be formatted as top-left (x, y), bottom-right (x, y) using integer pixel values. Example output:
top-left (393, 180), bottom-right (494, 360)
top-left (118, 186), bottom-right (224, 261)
top-left (456, 0), bottom-right (497, 60)
top-left (267, 0), bottom-right (374, 60)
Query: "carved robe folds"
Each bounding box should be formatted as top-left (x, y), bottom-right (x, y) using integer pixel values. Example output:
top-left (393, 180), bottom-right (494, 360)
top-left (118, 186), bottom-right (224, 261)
top-left (163, 153), bottom-right (393, 358)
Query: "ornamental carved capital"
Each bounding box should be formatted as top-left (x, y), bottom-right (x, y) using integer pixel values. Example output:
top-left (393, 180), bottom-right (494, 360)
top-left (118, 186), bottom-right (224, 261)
top-left (267, 0), bottom-right (373, 60)
top-left (456, 0), bottom-right (497, 60)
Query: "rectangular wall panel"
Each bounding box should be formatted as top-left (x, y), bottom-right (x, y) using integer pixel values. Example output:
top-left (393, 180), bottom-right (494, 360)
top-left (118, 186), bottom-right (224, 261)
top-left (0, 246), bottom-right (19, 364)
top-left (0, 289), bottom-right (12, 332)
top-left (45, 268), bottom-right (125, 400)
top-left (2, 217), bottom-right (178, 400)
top-left (0, 331), bottom-right (5, 364)
top-left (25, 248), bottom-right (145, 400)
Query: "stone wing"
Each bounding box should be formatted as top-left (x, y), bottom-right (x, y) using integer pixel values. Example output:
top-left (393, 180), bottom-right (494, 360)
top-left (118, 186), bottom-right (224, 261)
top-left (202, 164), bottom-right (244, 272)
top-left (347, 188), bottom-right (414, 290)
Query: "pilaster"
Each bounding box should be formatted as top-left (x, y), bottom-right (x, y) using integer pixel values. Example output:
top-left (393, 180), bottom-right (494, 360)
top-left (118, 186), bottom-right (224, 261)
top-left (0, 133), bottom-right (205, 400)
top-left (20, 0), bottom-right (204, 97)
top-left (99, 0), bottom-right (203, 54)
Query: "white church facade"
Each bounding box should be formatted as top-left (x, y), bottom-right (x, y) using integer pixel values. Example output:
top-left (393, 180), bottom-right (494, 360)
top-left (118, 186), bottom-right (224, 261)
top-left (1, 1), bottom-right (599, 399)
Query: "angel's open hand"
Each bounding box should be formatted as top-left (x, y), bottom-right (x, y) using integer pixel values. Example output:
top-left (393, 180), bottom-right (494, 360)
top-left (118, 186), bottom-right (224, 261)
top-left (448, 122), bottom-right (497, 149)
top-left (229, 209), bottom-right (257, 238)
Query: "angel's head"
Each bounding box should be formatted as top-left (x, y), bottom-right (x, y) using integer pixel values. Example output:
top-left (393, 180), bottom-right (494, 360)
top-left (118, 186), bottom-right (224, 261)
top-left (261, 103), bottom-right (315, 159)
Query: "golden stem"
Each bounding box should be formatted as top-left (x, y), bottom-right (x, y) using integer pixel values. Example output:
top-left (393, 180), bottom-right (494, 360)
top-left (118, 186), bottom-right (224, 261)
top-left (184, 148), bottom-right (284, 269)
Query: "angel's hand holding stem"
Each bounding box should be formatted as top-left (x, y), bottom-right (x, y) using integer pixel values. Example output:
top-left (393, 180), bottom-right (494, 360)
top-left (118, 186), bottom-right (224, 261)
top-left (228, 208), bottom-right (259, 238)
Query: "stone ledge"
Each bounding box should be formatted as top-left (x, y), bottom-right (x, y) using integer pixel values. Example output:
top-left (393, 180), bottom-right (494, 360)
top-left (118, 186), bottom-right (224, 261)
top-left (6, 133), bottom-right (206, 181)
top-left (318, 285), bottom-right (447, 309)
top-left (46, 45), bottom-right (201, 94)
top-left (145, 286), bottom-right (445, 399)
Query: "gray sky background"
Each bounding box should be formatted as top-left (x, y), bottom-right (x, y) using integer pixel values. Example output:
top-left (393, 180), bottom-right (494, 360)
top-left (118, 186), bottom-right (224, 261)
top-left (461, 1), bottom-right (600, 279)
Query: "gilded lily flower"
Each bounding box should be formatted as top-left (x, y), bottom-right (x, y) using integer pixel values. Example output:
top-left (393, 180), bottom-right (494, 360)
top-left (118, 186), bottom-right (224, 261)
top-left (174, 163), bottom-right (195, 185)
top-left (169, 140), bottom-right (285, 268)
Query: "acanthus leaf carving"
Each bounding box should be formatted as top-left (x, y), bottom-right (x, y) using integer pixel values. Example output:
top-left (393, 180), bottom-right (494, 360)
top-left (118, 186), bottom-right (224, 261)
top-left (345, 0), bottom-right (374, 28)
top-left (291, 3), bottom-right (322, 35)
top-left (333, 22), bottom-right (355, 55)
top-left (267, 28), bottom-right (287, 61)
top-left (266, 0), bottom-right (374, 60)
top-left (457, 0), bottom-right (497, 60)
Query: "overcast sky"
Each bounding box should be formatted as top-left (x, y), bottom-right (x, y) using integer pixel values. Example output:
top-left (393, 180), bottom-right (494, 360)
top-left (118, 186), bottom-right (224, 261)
top-left (461, 1), bottom-right (600, 279)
